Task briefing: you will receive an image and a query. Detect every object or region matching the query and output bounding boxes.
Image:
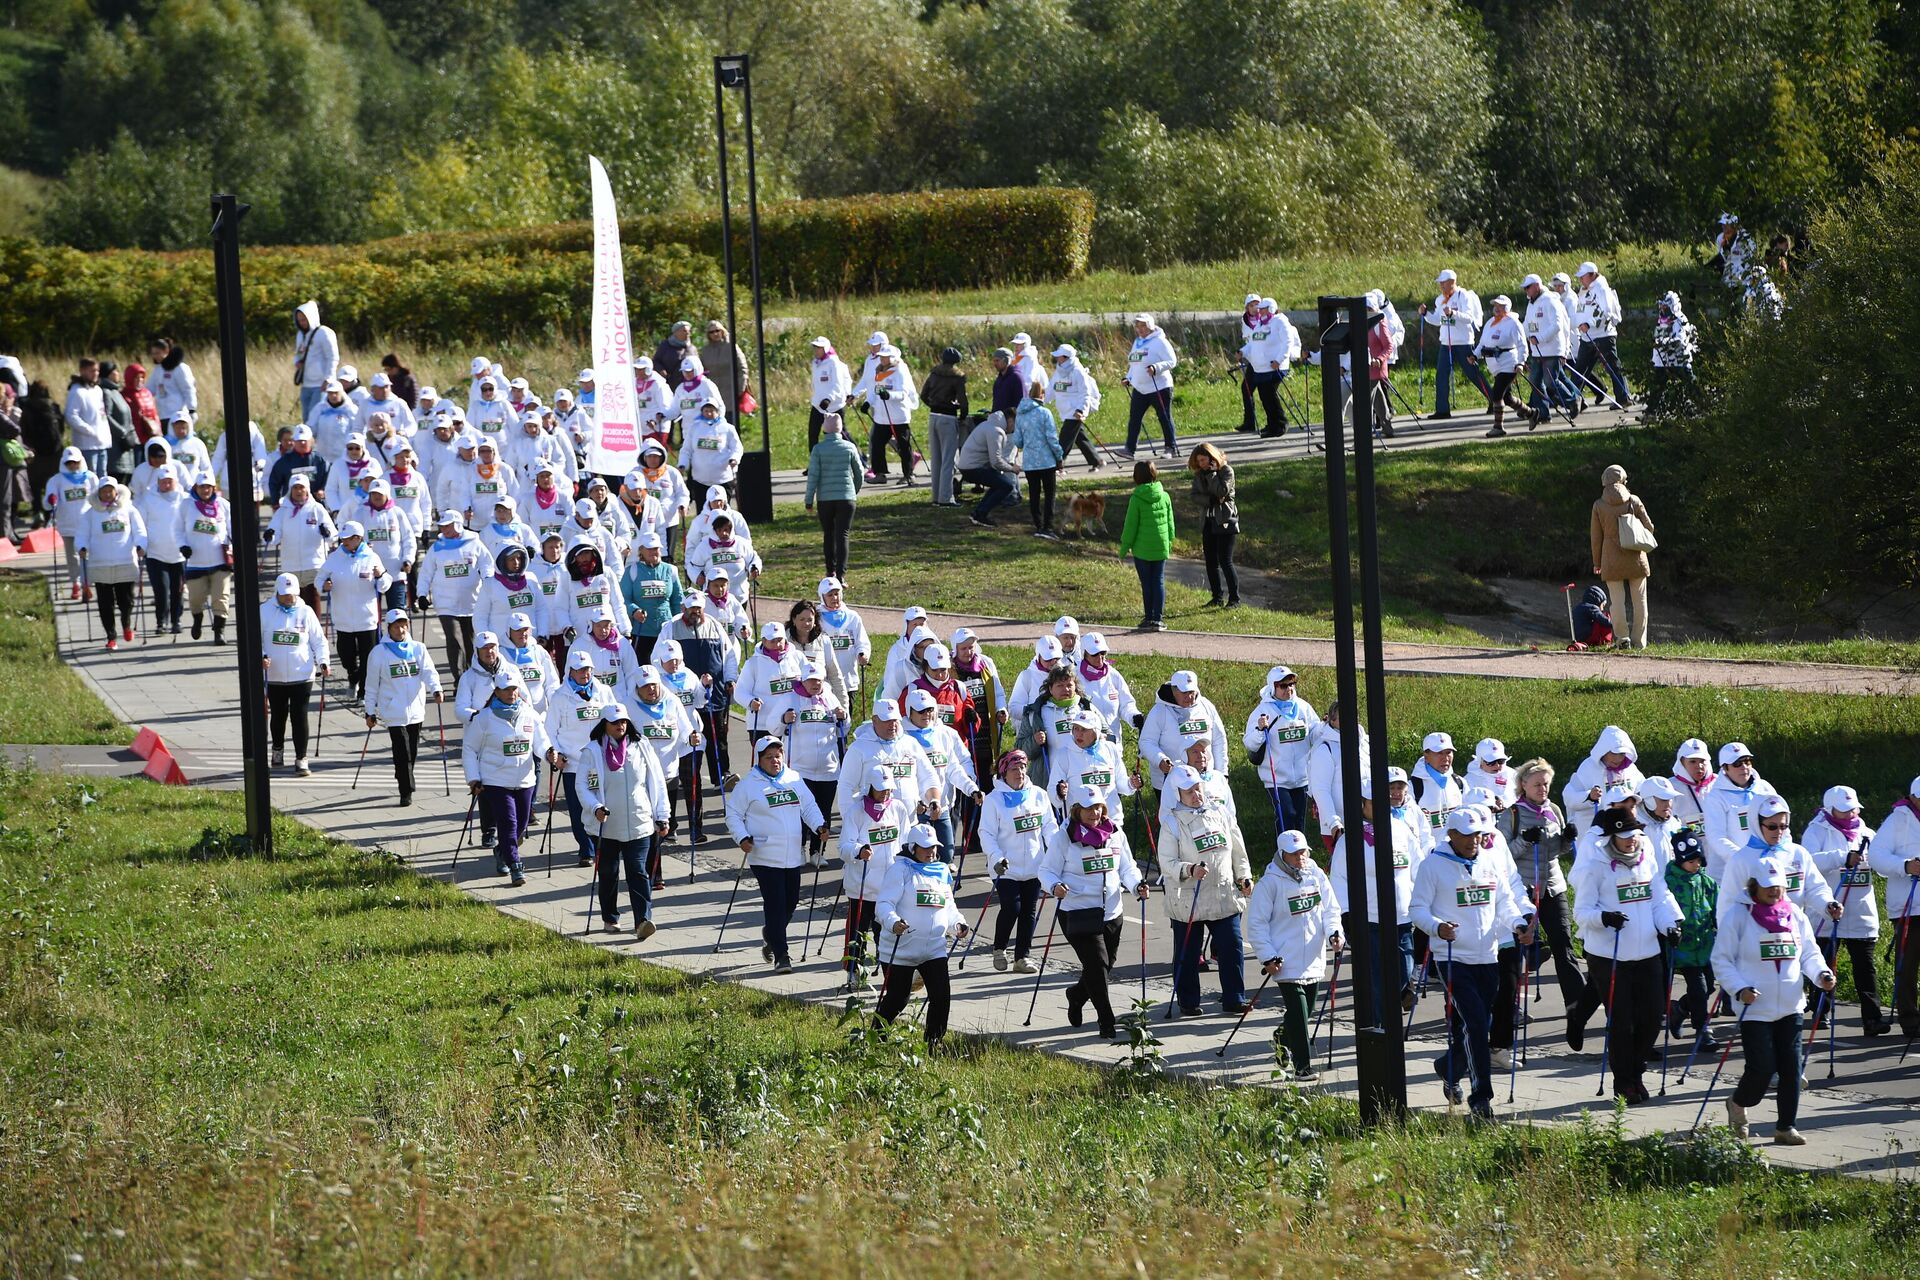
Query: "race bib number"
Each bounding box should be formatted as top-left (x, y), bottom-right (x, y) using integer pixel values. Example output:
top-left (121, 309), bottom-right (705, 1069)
top-left (696, 437), bottom-right (721, 450)
top-left (1275, 724), bottom-right (1307, 744)
top-left (1785, 871), bottom-right (1804, 893)
top-left (507, 591), bottom-right (534, 608)
top-left (641, 724), bottom-right (674, 740)
top-left (272, 629), bottom-right (300, 646)
top-left (1053, 379), bottom-right (1071, 393)
top-left (1842, 869), bottom-right (1872, 887)
top-left (445, 562), bottom-right (471, 578)
top-left (1759, 940), bottom-right (1797, 961)
top-left (1130, 350), bottom-right (1145, 363)
top-left (1455, 884), bottom-right (1493, 907)
top-left (586, 771), bottom-right (600, 792)
top-left (712, 548), bottom-right (740, 564)
top-left (889, 761), bottom-right (915, 779)
top-left (575, 705), bottom-right (596, 721)
top-left (1736, 811), bottom-right (1750, 831)
top-left (1428, 808), bottom-right (1453, 829)
top-left (831, 635), bottom-right (852, 650)
top-left (101, 518), bottom-right (125, 533)
top-left (1682, 818), bottom-right (1705, 833)
top-left (928, 751), bottom-right (949, 768)
top-left (577, 591), bottom-right (604, 608)
top-left (395, 485), bottom-right (418, 499)
top-left (519, 666), bottom-right (541, 685)
top-left (1177, 719), bottom-right (1208, 736)
top-left (798, 708), bottom-right (831, 724)
top-left (368, 527), bottom-right (390, 541)
top-left (962, 677), bottom-right (983, 699)
top-left (64, 487), bottom-right (86, 501)
top-left (1081, 853), bottom-right (1115, 874)
top-left (1053, 717), bottom-right (1073, 737)
top-left (193, 518), bottom-right (217, 534)
top-left (1193, 831), bottom-right (1227, 854)
top-left (475, 481), bottom-right (499, 494)
top-left (868, 824), bottom-right (899, 845)
top-left (1287, 891), bottom-right (1321, 916)
top-left (1083, 769), bottom-right (1113, 789)
top-left (388, 661), bottom-right (418, 679)
top-left (1617, 881), bottom-right (1652, 903)
top-left (915, 889), bottom-right (946, 908)
top-left (937, 706), bottom-right (955, 724)
top-left (766, 788), bottom-right (799, 808)
top-left (676, 689), bottom-right (696, 706)
top-left (769, 677), bottom-right (794, 695)
top-left (640, 581), bottom-right (667, 599)
top-left (1013, 813), bottom-right (1042, 834)
top-left (502, 739), bottom-right (531, 757)
top-left (541, 581), bottom-right (556, 596)
top-left (595, 672), bottom-right (617, 688)
top-left (1392, 852), bottom-right (1410, 869)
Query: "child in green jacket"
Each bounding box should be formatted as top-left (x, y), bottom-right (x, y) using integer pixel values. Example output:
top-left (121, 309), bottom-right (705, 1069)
top-left (1664, 830), bottom-right (1719, 1047)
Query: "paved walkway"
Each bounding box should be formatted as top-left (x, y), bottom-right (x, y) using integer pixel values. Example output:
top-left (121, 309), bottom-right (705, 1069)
top-left (757, 598), bottom-right (1916, 697)
top-left (21, 554), bottom-right (1920, 1178)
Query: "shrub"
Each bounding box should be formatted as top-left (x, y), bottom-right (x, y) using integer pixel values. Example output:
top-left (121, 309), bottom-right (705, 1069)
top-left (0, 238), bottom-right (724, 353)
top-left (357, 186), bottom-right (1097, 296)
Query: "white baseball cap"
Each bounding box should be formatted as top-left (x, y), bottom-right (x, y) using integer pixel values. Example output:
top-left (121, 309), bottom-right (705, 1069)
top-left (370, 372), bottom-right (391, 388)
top-left (492, 669), bottom-right (519, 690)
top-left (1638, 776), bottom-right (1678, 803)
top-left (1054, 615), bottom-right (1080, 636)
top-left (634, 665), bottom-right (662, 688)
top-left (905, 689), bottom-right (939, 713)
top-left (636, 531), bottom-right (662, 550)
top-left (576, 367), bottom-right (595, 382)
top-left (1069, 708), bottom-right (1103, 731)
top-left (1069, 783), bottom-right (1107, 810)
top-left (476, 631), bottom-right (499, 649)
top-left (567, 649), bottom-right (595, 671)
top-left (1601, 782), bottom-right (1639, 806)
top-left (1035, 635), bottom-right (1063, 661)
top-left (817, 576), bottom-right (843, 596)
top-left (800, 660), bottom-right (826, 682)
top-left (866, 764), bottom-right (894, 793)
top-left (759, 621), bottom-right (782, 642)
top-left (905, 824), bottom-right (938, 850)
top-left (872, 698), bottom-right (900, 722)
top-left (1422, 731), bottom-right (1454, 753)
top-left (1676, 737), bottom-right (1711, 761)
top-left (1168, 764), bottom-right (1203, 792)
top-left (507, 611), bottom-right (533, 632)
top-left (923, 644), bottom-right (951, 668)
top-left (274, 572), bottom-right (299, 595)
top-left (1475, 738), bottom-right (1506, 764)
top-left (1822, 784), bottom-right (1859, 812)
top-left (1435, 269), bottom-right (1457, 283)
top-left (867, 330), bottom-right (889, 346)
top-left (1576, 261), bottom-right (1599, 277)
top-left (1757, 794), bottom-right (1791, 821)
top-left (1276, 830), bottom-right (1311, 855)
top-left (599, 702), bottom-right (629, 723)
top-left (1169, 670), bottom-right (1199, 693)
top-left (1082, 632), bottom-right (1109, 656)
top-left (1447, 808), bottom-right (1494, 835)
top-left (1520, 273), bottom-right (1542, 288)
top-left (338, 520), bottom-right (365, 539)
top-left (1719, 742), bottom-right (1755, 766)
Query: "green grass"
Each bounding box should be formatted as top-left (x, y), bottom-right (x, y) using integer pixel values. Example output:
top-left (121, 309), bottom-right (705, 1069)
top-left (0, 569), bottom-right (129, 744)
top-left (2, 765), bottom-right (1912, 1277)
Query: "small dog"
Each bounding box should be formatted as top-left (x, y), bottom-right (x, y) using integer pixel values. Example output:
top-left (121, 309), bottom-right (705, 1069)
top-left (1065, 490), bottom-right (1106, 538)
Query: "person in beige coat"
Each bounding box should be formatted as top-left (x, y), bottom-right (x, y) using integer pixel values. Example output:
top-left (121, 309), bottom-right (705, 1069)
top-left (1162, 764), bottom-right (1255, 1015)
top-left (1590, 464), bottom-right (1655, 648)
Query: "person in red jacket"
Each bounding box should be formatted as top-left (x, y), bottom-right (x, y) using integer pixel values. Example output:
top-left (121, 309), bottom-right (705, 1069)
top-left (122, 363), bottom-right (161, 444)
top-left (1367, 307), bottom-right (1396, 439)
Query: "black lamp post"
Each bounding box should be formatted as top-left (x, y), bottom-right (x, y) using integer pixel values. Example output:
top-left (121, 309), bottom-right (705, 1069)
top-left (713, 53), bottom-right (773, 524)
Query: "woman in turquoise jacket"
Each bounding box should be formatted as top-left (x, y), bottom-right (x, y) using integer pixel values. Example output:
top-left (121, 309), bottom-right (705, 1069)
top-left (1010, 382), bottom-right (1066, 538)
top-left (1118, 460), bottom-right (1175, 632)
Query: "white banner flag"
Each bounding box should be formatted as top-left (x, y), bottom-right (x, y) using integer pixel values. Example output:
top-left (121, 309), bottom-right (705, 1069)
top-left (585, 155), bottom-right (640, 479)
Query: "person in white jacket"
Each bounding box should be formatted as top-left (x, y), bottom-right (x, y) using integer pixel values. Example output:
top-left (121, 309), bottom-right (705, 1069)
top-left (317, 524), bottom-right (392, 704)
top-left (1520, 274), bottom-right (1575, 427)
top-left (1562, 725), bottom-right (1644, 840)
top-left (1121, 314), bottom-right (1178, 458)
top-left (76, 477), bottom-right (147, 649)
top-left (1235, 302), bottom-right (1292, 438)
top-left (873, 825), bottom-right (970, 1041)
top-left (902, 687), bottom-right (981, 863)
top-left (133, 468), bottom-right (187, 638)
top-left (677, 399), bottom-right (745, 495)
top-left (260, 572), bottom-right (330, 774)
top-left (1718, 795), bottom-right (1840, 933)
top-left (1048, 707), bottom-right (1137, 816)
top-left (978, 749), bottom-right (1058, 973)
top-left (1161, 764), bottom-right (1254, 1017)
top-left (579, 703), bottom-right (671, 938)
top-left (776, 659), bottom-right (846, 865)
top-left (1868, 775), bottom-right (1920, 1038)
top-left (177, 472), bottom-right (232, 642)
top-left (1701, 742), bottom-right (1781, 876)
top-left (473, 542), bottom-right (541, 651)
top-left (835, 699), bottom-right (938, 822)
top-left (839, 763), bottom-right (915, 974)
top-left (724, 735), bottom-right (826, 973)
top-left (360, 609), bottom-right (445, 806)
top-left (1463, 738), bottom-right (1517, 807)
top-left (625, 666), bottom-right (701, 870)
top-left (1570, 809), bottom-right (1683, 1102)
top-left (854, 344), bottom-right (919, 485)
top-left (1419, 269), bottom-right (1487, 419)
top-left (454, 632), bottom-right (523, 727)
top-left (1244, 665), bottom-right (1319, 835)
top-left (417, 513), bottom-right (486, 676)
top-left (683, 512), bottom-right (761, 591)
top-left (462, 672), bottom-right (553, 885)
top-left (1045, 344), bottom-right (1103, 470)
top-left (1669, 738), bottom-right (1715, 834)
top-left (1329, 769), bottom-right (1424, 1009)
top-left (816, 577), bottom-right (871, 697)
top-left (500, 613), bottom-right (557, 716)
top-left (129, 436), bottom-right (189, 503)
top-left (1472, 295), bottom-right (1530, 436)
top-left (44, 449), bottom-right (98, 588)
top-left (1305, 703), bottom-right (1370, 848)
top-left (1571, 261), bottom-right (1631, 409)
top-left (671, 355), bottom-right (727, 442)
top-left (1409, 807), bottom-right (1534, 1118)
top-left (1136, 669), bottom-right (1228, 785)
top-left (353, 479), bottom-right (416, 608)
top-left (1248, 829), bottom-right (1342, 1079)
top-left (806, 336), bottom-right (852, 453)
top-left (1408, 730), bottom-right (1465, 836)
top-left (293, 301), bottom-right (340, 420)
top-left (1802, 784), bottom-right (1887, 1036)
top-left (1712, 863), bottom-right (1835, 1146)
top-left (1154, 732), bottom-right (1237, 828)
top-left (1038, 785), bottom-right (1148, 1041)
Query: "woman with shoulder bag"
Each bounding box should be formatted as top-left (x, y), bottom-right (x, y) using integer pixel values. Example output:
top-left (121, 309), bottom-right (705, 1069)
top-left (1189, 443), bottom-right (1239, 607)
top-left (1589, 463), bottom-right (1655, 649)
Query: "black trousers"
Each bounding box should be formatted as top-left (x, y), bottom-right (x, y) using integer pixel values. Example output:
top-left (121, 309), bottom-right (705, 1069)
top-left (816, 499), bottom-right (854, 579)
top-left (338, 628), bottom-right (376, 698)
top-left (868, 421), bottom-right (915, 480)
top-left (96, 580), bottom-right (134, 633)
top-left (1818, 934), bottom-right (1882, 1026)
top-left (803, 778), bottom-right (837, 857)
top-left (1057, 417), bottom-right (1099, 467)
top-left (146, 558), bottom-right (184, 629)
top-left (387, 722), bottom-right (421, 795)
top-left (268, 680), bottom-right (312, 756)
top-left (597, 834), bottom-right (654, 925)
top-left (1588, 953), bottom-right (1664, 1095)
top-left (1573, 335), bottom-right (1631, 404)
top-left (437, 615), bottom-right (474, 677)
top-left (877, 955), bottom-right (953, 1041)
top-left (1026, 468), bottom-right (1056, 531)
top-left (1201, 527), bottom-right (1237, 602)
top-left (1063, 911), bottom-right (1123, 1034)
top-left (1240, 370), bottom-right (1286, 431)
top-left (675, 748), bottom-right (706, 840)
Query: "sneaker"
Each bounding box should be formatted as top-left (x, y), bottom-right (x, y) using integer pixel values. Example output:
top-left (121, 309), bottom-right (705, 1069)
top-left (69, 583), bottom-right (80, 601)
top-left (775, 959), bottom-right (794, 975)
top-left (1484, 427), bottom-right (1507, 438)
top-left (634, 919), bottom-right (657, 942)
top-left (1259, 427), bottom-right (1286, 439)
top-left (1725, 1099), bottom-right (1748, 1138)
top-left (271, 749), bottom-right (284, 768)
top-left (1221, 1002), bottom-right (1251, 1016)
top-left (509, 871), bottom-right (527, 887)
top-left (398, 792), bottom-right (412, 807)
top-left (1773, 1126), bottom-right (1807, 1147)
top-left (1491, 1048), bottom-right (1512, 1070)
top-left (1429, 412), bottom-right (1453, 421)
top-left (123, 627), bottom-right (134, 642)
top-left (1293, 1069), bottom-right (1320, 1084)
top-left (1012, 957), bottom-right (1038, 974)
top-left (968, 515), bottom-right (994, 528)
top-left (1442, 1081), bottom-right (1464, 1105)
top-left (992, 949), bottom-right (1009, 972)
top-left (295, 758), bottom-right (311, 776)
top-left (105, 638), bottom-right (118, 652)
top-left (577, 856), bottom-right (593, 868)
top-left (1147, 621), bottom-right (1166, 632)
top-left (1178, 1005), bottom-right (1208, 1019)
top-left (762, 944), bottom-right (774, 964)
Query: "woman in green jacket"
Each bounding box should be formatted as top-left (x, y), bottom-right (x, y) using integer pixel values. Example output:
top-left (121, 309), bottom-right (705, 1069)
top-left (803, 413), bottom-right (865, 582)
top-left (1118, 459), bottom-right (1175, 632)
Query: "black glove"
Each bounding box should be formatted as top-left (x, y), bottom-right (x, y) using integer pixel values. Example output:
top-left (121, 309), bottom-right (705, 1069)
top-left (1663, 925), bottom-right (1682, 941)
top-left (1131, 712), bottom-right (1146, 731)
top-left (179, 545), bottom-right (192, 560)
top-left (1518, 825), bottom-right (1545, 844)
top-left (877, 389), bottom-right (891, 401)
top-left (818, 399), bottom-right (830, 411)
top-left (1600, 910), bottom-right (1627, 930)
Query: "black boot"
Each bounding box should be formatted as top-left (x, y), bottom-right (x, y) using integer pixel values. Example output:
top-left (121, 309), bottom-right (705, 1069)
top-left (191, 612), bottom-right (203, 639)
top-left (212, 616), bottom-right (227, 645)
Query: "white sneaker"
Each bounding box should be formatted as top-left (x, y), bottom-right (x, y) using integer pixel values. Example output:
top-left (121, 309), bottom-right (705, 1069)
top-left (271, 748), bottom-right (284, 768)
top-left (1773, 1126), bottom-right (1807, 1147)
top-left (992, 949), bottom-right (1009, 971)
top-left (1725, 1099), bottom-right (1748, 1138)
top-left (295, 757), bottom-right (311, 777)
top-left (1491, 1048), bottom-right (1512, 1070)
top-left (1013, 957), bottom-right (1038, 974)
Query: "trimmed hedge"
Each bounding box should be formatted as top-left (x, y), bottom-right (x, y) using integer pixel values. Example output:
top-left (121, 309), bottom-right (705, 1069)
top-left (0, 239), bottom-right (723, 354)
top-left (358, 186), bottom-right (1097, 296)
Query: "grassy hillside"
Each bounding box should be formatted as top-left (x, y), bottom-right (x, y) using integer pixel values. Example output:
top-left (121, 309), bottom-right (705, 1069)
top-left (2, 765), bottom-right (1911, 1277)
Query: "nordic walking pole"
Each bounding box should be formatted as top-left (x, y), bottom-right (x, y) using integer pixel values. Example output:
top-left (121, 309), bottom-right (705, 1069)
top-left (1692, 1001), bottom-right (1752, 1131)
top-left (955, 886), bottom-right (994, 970)
top-left (451, 792), bottom-right (476, 873)
top-left (1595, 927), bottom-right (1621, 1097)
top-left (808, 879), bottom-right (842, 962)
top-left (540, 768), bottom-right (559, 878)
top-left (1894, 876), bottom-right (1919, 1065)
top-left (1805, 883), bottom-right (1855, 1071)
top-left (349, 719), bottom-right (375, 789)
top-left (1310, 945), bottom-right (1342, 1054)
top-left (580, 816), bottom-right (606, 937)
top-left (1677, 990), bottom-right (1729, 1083)
top-left (1322, 946), bottom-right (1342, 1074)
top-left (1164, 866), bottom-right (1204, 1021)
top-left (1021, 898), bottom-right (1061, 1027)
top-left (801, 844), bottom-right (826, 951)
top-left (135, 568), bottom-right (147, 643)
top-left (314, 678), bottom-right (326, 759)
top-left (434, 695), bottom-right (451, 795)
top-left (1510, 945), bottom-right (1532, 1103)
top-left (1139, 882), bottom-right (1149, 1004)
top-left (1404, 953), bottom-right (1432, 1033)
top-left (713, 840), bottom-right (751, 953)
top-left (1417, 314), bottom-right (1426, 411)
top-left (1217, 965), bottom-right (1276, 1058)
top-left (1444, 936), bottom-right (1457, 1111)
top-left (1658, 940), bottom-right (1677, 1096)
top-left (1561, 583), bottom-right (1578, 646)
